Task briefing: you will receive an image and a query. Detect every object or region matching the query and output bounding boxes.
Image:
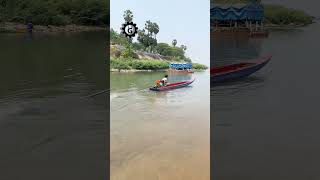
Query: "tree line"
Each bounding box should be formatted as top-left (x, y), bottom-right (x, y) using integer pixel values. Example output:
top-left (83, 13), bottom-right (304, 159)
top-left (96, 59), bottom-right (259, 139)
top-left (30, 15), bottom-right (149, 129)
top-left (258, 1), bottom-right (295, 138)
top-left (111, 10), bottom-right (191, 62)
top-left (0, 0), bottom-right (109, 26)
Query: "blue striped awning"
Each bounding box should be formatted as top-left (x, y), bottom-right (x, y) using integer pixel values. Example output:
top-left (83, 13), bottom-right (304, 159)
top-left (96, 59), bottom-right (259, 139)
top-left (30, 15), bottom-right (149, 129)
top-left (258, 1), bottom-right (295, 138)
top-left (169, 63), bottom-right (192, 69)
top-left (211, 3), bottom-right (264, 21)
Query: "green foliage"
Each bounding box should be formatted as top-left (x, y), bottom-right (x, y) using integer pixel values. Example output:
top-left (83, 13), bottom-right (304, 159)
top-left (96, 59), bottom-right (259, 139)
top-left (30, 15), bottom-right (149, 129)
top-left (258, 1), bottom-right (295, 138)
top-left (180, 45), bottom-right (187, 51)
top-left (110, 28), bottom-right (129, 45)
top-left (172, 39), bottom-right (177, 47)
top-left (120, 48), bottom-right (139, 59)
top-left (123, 9), bottom-right (133, 22)
top-left (129, 60), bottom-right (169, 70)
top-left (184, 57), bottom-right (192, 63)
top-left (110, 58), bottom-right (169, 70)
top-left (132, 42), bottom-right (144, 51)
top-left (110, 46), bottom-right (122, 58)
top-left (145, 20), bottom-right (159, 37)
top-left (110, 58), bottom-right (131, 70)
top-left (110, 9), bottom-right (193, 66)
top-left (212, 0), bottom-right (313, 25)
top-left (155, 43), bottom-right (186, 60)
top-left (0, 0), bottom-right (109, 26)
top-left (137, 29), bottom-right (157, 52)
top-left (192, 63), bottom-right (208, 70)
top-left (137, 20), bottom-right (159, 52)
top-left (264, 4), bottom-right (313, 25)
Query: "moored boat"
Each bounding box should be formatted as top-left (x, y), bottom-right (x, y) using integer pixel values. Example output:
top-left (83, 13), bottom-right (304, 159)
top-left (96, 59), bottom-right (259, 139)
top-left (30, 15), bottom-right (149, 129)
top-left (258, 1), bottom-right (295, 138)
top-left (167, 63), bottom-right (194, 74)
top-left (211, 55), bottom-right (272, 83)
top-left (149, 78), bottom-right (195, 91)
top-left (167, 69), bottom-right (194, 74)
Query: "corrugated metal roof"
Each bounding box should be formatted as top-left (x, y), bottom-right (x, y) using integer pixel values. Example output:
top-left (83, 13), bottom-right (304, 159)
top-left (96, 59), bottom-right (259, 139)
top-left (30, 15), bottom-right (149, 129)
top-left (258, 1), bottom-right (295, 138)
top-left (211, 3), bottom-right (264, 21)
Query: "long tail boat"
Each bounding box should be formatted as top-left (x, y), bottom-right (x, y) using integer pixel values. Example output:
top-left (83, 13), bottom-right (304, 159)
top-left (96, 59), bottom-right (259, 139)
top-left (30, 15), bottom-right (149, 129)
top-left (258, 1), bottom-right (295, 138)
top-left (149, 78), bottom-right (195, 91)
top-left (211, 55), bottom-right (272, 83)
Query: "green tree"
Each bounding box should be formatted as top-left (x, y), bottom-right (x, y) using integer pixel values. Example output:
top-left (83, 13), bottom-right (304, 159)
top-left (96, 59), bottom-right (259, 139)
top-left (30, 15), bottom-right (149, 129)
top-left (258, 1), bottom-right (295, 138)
top-left (123, 9), bottom-right (133, 23)
top-left (180, 45), bottom-right (187, 51)
top-left (172, 39), bottom-right (177, 47)
top-left (152, 22), bottom-right (159, 38)
top-left (137, 20), bottom-right (158, 53)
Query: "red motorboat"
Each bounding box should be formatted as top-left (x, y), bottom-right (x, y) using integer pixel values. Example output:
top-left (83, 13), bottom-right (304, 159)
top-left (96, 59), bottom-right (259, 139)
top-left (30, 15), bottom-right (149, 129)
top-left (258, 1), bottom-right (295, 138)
top-left (211, 55), bottom-right (272, 83)
top-left (149, 78), bottom-right (195, 91)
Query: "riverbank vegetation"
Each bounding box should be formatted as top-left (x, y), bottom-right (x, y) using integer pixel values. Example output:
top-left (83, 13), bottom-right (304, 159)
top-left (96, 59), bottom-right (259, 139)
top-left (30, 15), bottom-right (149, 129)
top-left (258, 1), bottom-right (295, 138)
top-left (192, 63), bottom-right (209, 70)
top-left (110, 10), bottom-right (207, 71)
top-left (0, 0), bottom-right (108, 26)
top-left (111, 29), bottom-right (189, 62)
top-left (213, 0), bottom-right (314, 26)
top-left (111, 58), bottom-right (169, 71)
top-left (264, 5), bottom-right (313, 26)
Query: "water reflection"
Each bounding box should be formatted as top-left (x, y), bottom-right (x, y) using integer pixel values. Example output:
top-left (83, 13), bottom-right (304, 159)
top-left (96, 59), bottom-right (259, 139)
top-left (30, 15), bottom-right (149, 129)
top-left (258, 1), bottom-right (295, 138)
top-left (211, 33), bottom-right (262, 66)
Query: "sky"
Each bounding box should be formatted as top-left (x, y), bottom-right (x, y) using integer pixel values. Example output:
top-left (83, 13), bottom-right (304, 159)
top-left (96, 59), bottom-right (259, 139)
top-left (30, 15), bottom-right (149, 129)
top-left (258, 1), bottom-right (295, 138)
top-left (111, 0), bottom-right (210, 66)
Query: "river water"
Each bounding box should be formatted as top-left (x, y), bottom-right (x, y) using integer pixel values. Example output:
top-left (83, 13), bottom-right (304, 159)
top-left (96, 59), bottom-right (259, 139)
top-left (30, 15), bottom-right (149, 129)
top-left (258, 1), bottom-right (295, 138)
top-left (0, 32), bottom-right (108, 180)
top-left (111, 71), bottom-right (210, 180)
top-left (212, 22), bottom-right (320, 179)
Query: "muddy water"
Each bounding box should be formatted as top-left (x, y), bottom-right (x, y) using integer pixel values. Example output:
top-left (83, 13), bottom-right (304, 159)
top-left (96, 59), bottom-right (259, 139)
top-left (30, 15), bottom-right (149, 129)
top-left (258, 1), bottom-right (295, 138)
top-left (111, 71), bottom-right (210, 180)
top-left (0, 32), bottom-right (108, 180)
top-left (212, 21), bottom-right (320, 180)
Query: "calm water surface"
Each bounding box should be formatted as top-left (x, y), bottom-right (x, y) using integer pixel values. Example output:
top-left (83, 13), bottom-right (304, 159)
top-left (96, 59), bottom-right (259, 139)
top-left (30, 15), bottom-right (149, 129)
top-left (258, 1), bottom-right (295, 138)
top-left (111, 71), bottom-right (210, 180)
top-left (212, 22), bottom-right (320, 179)
top-left (0, 32), bottom-right (108, 180)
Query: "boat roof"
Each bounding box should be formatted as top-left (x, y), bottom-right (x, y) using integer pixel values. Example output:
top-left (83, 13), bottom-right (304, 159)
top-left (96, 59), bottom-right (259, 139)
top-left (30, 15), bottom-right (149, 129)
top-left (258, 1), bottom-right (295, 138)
top-left (169, 63), bottom-right (192, 69)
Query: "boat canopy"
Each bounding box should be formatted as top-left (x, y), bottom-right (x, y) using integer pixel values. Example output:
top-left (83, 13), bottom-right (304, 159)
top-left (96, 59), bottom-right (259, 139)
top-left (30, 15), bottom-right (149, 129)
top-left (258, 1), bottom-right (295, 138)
top-left (211, 3), bottom-right (264, 21)
top-left (169, 63), bottom-right (192, 70)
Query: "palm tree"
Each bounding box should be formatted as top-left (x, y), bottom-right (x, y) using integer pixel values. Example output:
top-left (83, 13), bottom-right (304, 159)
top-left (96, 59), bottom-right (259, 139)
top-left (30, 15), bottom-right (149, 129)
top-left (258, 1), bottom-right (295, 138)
top-left (123, 10), bottom-right (133, 22)
top-left (172, 39), bottom-right (177, 47)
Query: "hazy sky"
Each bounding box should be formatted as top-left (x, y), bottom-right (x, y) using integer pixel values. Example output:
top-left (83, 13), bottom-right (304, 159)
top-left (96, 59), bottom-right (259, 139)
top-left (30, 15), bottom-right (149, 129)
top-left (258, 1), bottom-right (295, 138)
top-left (111, 0), bottom-right (210, 66)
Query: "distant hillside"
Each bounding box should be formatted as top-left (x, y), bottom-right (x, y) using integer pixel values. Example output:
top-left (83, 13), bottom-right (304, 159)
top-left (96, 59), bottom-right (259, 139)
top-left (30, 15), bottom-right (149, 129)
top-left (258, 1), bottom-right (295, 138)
top-left (0, 0), bottom-right (109, 26)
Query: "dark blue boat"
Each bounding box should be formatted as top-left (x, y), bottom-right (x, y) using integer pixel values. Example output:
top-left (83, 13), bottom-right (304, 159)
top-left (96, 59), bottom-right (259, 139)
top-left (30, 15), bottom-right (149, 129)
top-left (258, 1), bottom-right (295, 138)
top-left (211, 55), bottom-right (272, 83)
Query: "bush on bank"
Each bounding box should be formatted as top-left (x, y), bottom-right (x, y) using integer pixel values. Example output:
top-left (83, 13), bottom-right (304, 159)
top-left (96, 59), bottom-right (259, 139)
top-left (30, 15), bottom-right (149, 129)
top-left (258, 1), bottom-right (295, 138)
top-left (192, 63), bottom-right (208, 70)
top-left (264, 5), bottom-right (314, 25)
top-left (110, 58), bottom-right (169, 71)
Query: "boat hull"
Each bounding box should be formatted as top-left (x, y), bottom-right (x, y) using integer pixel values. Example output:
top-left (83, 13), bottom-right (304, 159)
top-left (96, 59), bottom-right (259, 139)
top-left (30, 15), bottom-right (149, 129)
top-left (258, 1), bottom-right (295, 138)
top-left (211, 55), bottom-right (271, 83)
top-left (149, 79), bottom-right (195, 91)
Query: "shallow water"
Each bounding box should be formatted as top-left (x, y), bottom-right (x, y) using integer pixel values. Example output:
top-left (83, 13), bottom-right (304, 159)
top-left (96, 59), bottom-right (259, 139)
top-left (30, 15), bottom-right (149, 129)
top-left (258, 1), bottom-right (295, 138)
top-left (111, 71), bottom-right (210, 180)
top-left (212, 22), bottom-right (320, 179)
top-left (0, 32), bottom-right (108, 180)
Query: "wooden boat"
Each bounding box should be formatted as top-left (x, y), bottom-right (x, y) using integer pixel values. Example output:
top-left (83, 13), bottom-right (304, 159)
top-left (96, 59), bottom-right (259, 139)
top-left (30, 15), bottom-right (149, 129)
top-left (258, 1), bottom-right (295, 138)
top-left (149, 78), bottom-right (195, 91)
top-left (15, 28), bottom-right (28, 33)
top-left (167, 69), bottom-right (194, 74)
top-left (211, 55), bottom-right (272, 83)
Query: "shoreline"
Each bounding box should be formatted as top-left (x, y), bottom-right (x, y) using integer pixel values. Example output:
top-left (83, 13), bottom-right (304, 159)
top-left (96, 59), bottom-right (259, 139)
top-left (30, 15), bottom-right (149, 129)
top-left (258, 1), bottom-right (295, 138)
top-left (110, 68), bottom-right (206, 73)
top-left (111, 68), bottom-right (167, 72)
top-left (0, 22), bottom-right (107, 33)
top-left (212, 22), bottom-right (313, 32)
